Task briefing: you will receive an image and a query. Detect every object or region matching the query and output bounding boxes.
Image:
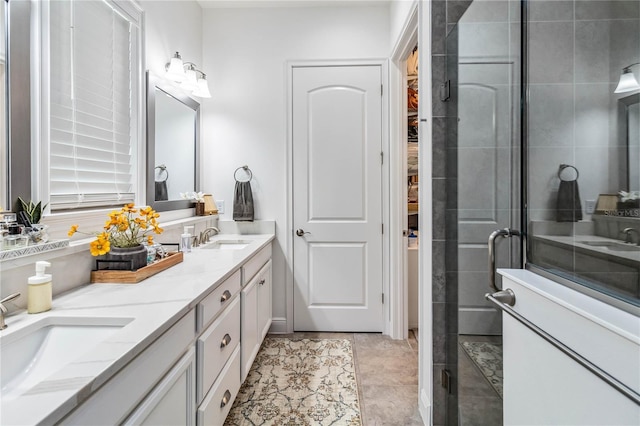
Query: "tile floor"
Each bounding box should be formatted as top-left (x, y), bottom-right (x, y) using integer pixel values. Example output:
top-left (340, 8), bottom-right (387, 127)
top-left (270, 331), bottom-right (423, 426)
top-left (458, 334), bottom-right (503, 426)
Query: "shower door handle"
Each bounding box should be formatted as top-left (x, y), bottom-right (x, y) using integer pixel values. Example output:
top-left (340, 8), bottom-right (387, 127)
top-left (488, 228), bottom-right (521, 292)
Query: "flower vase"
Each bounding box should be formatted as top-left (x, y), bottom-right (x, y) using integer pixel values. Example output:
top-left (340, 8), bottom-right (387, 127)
top-left (195, 202), bottom-right (205, 216)
top-left (103, 245), bottom-right (148, 271)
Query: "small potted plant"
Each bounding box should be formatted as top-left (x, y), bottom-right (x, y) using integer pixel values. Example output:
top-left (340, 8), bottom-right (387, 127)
top-left (68, 203), bottom-right (163, 270)
top-left (16, 197), bottom-right (49, 243)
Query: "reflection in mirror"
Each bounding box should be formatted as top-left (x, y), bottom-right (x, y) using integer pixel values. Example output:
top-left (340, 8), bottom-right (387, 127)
top-left (622, 94), bottom-right (639, 192)
top-left (526, 2), bottom-right (640, 311)
top-left (1, 0), bottom-right (6, 210)
top-left (146, 72), bottom-right (199, 212)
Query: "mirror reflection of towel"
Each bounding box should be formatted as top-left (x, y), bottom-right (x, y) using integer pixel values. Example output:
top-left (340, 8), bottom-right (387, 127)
top-left (155, 181), bottom-right (168, 201)
top-left (233, 181), bottom-right (254, 222)
top-left (556, 180), bottom-right (582, 222)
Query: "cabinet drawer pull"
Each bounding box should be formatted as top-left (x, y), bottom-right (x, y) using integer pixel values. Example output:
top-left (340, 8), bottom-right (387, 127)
top-left (220, 389), bottom-right (232, 408)
top-left (220, 290), bottom-right (232, 303)
top-left (259, 278), bottom-right (265, 286)
top-left (220, 333), bottom-right (232, 348)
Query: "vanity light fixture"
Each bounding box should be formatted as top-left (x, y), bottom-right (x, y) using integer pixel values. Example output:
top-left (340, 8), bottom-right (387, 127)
top-left (614, 63), bottom-right (640, 94)
top-left (192, 74), bottom-right (212, 98)
top-left (165, 52), bottom-right (212, 98)
top-left (180, 64), bottom-right (199, 91)
top-left (165, 52), bottom-right (186, 82)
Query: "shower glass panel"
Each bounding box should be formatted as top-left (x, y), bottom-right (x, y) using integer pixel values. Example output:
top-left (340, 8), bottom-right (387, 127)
top-left (446, 1), bottom-right (522, 424)
top-left (525, 0), bottom-right (640, 311)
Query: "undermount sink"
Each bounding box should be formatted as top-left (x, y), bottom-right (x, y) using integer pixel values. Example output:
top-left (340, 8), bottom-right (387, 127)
top-left (200, 240), bottom-right (251, 250)
top-left (579, 241), bottom-right (640, 252)
top-left (0, 316), bottom-right (132, 400)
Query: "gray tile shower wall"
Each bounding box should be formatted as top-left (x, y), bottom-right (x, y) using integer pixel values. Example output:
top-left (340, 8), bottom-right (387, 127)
top-left (430, 1), bottom-right (471, 424)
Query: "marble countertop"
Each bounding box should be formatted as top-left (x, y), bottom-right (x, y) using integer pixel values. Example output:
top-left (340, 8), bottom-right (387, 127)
top-left (0, 233), bottom-right (274, 425)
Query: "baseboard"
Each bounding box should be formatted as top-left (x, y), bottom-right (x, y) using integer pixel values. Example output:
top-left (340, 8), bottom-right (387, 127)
top-left (268, 317), bottom-right (288, 334)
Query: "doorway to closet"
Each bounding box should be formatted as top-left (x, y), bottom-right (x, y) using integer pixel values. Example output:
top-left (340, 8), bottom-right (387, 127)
top-left (406, 45), bottom-right (420, 338)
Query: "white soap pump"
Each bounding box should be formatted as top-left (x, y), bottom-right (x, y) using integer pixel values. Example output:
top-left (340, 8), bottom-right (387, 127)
top-left (28, 261), bottom-right (52, 314)
top-left (180, 226), bottom-right (194, 253)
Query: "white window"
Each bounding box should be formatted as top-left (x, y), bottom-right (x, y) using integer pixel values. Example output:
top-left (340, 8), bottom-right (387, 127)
top-left (38, 0), bottom-right (143, 212)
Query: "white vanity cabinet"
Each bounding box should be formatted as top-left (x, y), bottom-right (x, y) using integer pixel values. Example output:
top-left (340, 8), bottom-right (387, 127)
top-left (240, 245), bottom-right (272, 382)
top-left (61, 310), bottom-right (196, 425)
top-left (58, 240), bottom-right (273, 426)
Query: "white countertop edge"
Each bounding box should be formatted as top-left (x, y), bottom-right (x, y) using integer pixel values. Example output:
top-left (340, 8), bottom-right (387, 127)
top-left (498, 269), bottom-right (640, 345)
top-left (1, 233), bottom-right (275, 426)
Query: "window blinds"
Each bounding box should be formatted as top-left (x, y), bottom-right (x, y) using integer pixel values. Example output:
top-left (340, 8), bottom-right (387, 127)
top-left (49, 0), bottom-right (134, 211)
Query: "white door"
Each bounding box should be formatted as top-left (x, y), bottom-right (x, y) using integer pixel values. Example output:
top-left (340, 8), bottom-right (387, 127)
top-left (292, 64), bottom-right (384, 332)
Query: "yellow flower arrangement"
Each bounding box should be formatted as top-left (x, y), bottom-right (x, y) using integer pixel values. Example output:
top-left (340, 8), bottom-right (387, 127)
top-left (68, 204), bottom-right (163, 256)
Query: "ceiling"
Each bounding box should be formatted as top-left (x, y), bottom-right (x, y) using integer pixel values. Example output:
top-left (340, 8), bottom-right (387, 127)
top-left (196, 0), bottom-right (391, 8)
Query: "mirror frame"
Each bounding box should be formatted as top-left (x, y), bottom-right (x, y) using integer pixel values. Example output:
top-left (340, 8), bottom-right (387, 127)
top-left (619, 93), bottom-right (639, 192)
top-left (146, 72), bottom-right (200, 212)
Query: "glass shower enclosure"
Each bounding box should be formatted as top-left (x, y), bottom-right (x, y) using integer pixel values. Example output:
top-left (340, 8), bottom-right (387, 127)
top-left (443, 0), bottom-right (639, 424)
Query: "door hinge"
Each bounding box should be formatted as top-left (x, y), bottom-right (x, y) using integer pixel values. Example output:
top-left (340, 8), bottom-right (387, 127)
top-left (382, 293), bottom-right (384, 304)
top-left (440, 80), bottom-right (451, 102)
top-left (380, 151), bottom-right (384, 165)
top-left (441, 369), bottom-right (451, 393)
top-left (381, 223), bottom-right (384, 234)
top-left (381, 84), bottom-right (383, 96)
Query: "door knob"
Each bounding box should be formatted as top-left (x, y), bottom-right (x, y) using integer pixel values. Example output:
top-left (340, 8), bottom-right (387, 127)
top-left (296, 229), bottom-right (310, 237)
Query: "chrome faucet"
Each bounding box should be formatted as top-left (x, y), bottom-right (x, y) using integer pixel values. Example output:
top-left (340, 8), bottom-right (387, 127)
top-left (620, 228), bottom-right (640, 245)
top-left (198, 227), bottom-right (220, 245)
top-left (0, 293), bottom-right (21, 330)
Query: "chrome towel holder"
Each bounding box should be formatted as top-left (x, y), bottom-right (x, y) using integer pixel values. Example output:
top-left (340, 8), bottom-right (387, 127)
top-left (234, 165), bottom-right (253, 182)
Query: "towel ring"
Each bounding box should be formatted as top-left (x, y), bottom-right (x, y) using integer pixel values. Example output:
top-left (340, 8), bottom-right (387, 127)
top-left (234, 165), bottom-right (253, 182)
top-left (557, 164), bottom-right (579, 181)
top-left (155, 164), bottom-right (169, 182)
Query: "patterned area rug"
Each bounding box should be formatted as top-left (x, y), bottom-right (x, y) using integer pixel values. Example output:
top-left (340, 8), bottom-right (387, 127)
top-left (225, 338), bottom-right (361, 425)
top-left (460, 341), bottom-right (503, 398)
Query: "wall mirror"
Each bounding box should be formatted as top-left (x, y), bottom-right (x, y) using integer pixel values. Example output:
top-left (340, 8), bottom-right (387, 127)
top-left (1, 0), bottom-right (7, 210)
top-left (620, 93), bottom-right (639, 192)
top-left (146, 72), bottom-right (200, 212)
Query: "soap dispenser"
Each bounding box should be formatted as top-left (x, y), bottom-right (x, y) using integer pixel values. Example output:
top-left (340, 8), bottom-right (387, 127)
top-left (28, 261), bottom-right (52, 314)
top-left (180, 226), bottom-right (194, 253)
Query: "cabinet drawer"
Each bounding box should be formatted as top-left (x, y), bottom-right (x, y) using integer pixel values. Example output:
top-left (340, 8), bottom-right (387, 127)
top-left (197, 296), bottom-right (240, 404)
top-left (197, 345), bottom-right (241, 426)
top-left (197, 269), bottom-right (241, 331)
top-left (242, 243), bottom-right (272, 285)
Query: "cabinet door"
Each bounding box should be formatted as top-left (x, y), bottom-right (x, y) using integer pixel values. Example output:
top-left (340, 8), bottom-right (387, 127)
top-left (257, 259), bottom-right (272, 341)
top-left (124, 347), bottom-right (196, 426)
top-left (241, 279), bottom-right (259, 382)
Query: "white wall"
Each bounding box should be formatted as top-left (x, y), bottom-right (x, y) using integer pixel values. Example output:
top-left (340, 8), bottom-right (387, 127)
top-left (200, 4), bottom-right (390, 327)
top-left (390, 0), bottom-right (417, 51)
top-left (140, 0), bottom-right (203, 78)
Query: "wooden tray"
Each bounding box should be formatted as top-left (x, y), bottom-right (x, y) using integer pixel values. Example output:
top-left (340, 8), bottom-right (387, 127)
top-left (90, 251), bottom-right (184, 284)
